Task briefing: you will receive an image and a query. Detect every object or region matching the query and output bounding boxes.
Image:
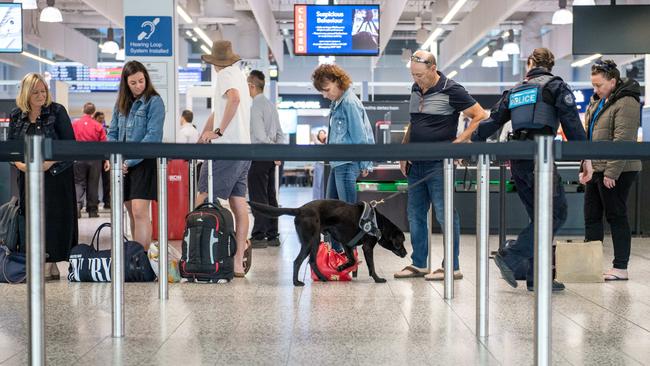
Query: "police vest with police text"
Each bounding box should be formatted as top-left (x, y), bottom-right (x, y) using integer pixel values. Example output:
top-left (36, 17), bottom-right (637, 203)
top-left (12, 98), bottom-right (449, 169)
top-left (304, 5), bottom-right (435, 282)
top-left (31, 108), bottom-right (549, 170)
top-left (508, 74), bottom-right (561, 132)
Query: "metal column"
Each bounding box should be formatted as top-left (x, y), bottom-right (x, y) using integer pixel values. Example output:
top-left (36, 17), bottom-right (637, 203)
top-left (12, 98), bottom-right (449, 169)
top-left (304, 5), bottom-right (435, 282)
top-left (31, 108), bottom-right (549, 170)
top-left (427, 206), bottom-right (434, 272)
top-left (499, 162), bottom-right (507, 250)
top-left (275, 164), bottom-right (280, 201)
top-left (476, 155), bottom-right (490, 338)
top-left (207, 160), bottom-right (214, 203)
top-left (189, 160), bottom-right (196, 209)
top-left (157, 158), bottom-right (168, 300)
top-left (110, 154), bottom-right (125, 338)
top-left (443, 158), bottom-right (454, 299)
top-left (26, 134), bottom-right (45, 366)
top-left (534, 136), bottom-right (554, 365)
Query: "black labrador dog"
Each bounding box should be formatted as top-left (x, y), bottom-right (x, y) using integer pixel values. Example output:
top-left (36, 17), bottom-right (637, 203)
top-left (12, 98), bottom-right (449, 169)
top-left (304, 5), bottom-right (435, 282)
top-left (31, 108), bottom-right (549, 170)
top-left (249, 200), bottom-right (408, 286)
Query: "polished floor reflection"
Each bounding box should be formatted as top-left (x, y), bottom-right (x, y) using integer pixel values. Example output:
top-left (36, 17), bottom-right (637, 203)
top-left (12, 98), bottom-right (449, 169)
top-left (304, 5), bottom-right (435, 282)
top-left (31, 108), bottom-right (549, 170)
top-left (1, 187), bottom-right (650, 365)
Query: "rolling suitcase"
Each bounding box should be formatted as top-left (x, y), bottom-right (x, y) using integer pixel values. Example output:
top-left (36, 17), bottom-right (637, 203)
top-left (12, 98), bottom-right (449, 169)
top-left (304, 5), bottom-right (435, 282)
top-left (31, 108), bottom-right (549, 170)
top-left (179, 160), bottom-right (237, 283)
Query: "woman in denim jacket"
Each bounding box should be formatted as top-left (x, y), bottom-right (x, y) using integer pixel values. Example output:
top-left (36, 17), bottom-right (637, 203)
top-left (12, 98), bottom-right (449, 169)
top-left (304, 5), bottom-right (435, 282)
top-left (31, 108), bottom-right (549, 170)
top-left (311, 64), bottom-right (375, 248)
top-left (9, 73), bottom-right (78, 280)
top-left (106, 61), bottom-right (164, 251)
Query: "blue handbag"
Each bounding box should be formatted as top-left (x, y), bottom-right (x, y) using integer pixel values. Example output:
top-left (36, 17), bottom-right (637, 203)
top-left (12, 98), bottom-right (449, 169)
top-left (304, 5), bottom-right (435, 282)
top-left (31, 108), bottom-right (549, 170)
top-left (0, 244), bottom-right (26, 284)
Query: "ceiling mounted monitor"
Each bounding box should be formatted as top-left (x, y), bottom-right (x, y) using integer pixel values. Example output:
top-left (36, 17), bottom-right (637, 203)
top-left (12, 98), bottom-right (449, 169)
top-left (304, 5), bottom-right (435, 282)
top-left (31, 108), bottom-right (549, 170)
top-left (0, 3), bottom-right (23, 53)
top-left (573, 5), bottom-right (650, 54)
top-left (294, 4), bottom-right (380, 56)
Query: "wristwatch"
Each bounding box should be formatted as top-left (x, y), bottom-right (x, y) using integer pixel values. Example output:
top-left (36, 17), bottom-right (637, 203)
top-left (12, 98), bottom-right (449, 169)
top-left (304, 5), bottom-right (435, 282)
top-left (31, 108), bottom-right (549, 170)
top-left (213, 127), bottom-right (223, 137)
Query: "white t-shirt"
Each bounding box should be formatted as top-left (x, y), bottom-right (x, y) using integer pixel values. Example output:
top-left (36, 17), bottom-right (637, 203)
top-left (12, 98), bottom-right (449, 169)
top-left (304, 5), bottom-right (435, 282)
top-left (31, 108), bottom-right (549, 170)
top-left (213, 63), bottom-right (251, 144)
top-left (177, 123), bottom-right (199, 143)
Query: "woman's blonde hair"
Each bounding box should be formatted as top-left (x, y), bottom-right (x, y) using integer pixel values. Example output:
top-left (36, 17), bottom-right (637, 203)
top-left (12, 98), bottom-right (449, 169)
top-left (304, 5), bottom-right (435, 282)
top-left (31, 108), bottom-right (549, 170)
top-left (16, 73), bottom-right (52, 113)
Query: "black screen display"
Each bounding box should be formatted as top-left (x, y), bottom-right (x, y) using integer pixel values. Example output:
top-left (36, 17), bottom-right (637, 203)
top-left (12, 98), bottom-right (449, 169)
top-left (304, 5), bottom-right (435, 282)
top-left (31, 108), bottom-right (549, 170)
top-left (573, 5), bottom-right (650, 55)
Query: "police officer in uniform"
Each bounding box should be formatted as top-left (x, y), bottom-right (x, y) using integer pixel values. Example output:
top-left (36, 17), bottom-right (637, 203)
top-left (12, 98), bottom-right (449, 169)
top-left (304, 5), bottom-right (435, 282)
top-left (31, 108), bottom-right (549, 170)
top-left (472, 48), bottom-right (592, 292)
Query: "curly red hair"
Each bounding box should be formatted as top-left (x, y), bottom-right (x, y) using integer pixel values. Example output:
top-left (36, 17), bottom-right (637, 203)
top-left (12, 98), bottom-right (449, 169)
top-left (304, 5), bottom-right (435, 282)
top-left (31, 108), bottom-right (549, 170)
top-left (311, 64), bottom-right (352, 92)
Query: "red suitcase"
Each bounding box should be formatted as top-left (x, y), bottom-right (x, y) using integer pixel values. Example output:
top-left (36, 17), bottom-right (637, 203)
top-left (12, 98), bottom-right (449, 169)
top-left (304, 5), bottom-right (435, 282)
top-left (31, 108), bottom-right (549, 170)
top-left (152, 160), bottom-right (190, 240)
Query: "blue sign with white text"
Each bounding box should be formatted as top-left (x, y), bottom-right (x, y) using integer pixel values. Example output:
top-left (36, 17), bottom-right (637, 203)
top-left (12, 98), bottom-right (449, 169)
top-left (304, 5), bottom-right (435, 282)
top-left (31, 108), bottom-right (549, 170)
top-left (509, 88), bottom-right (538, 109)
top-left (294, 5), bottom-right (379, 56)
top-left (125, 16), bottom-right (172, 57)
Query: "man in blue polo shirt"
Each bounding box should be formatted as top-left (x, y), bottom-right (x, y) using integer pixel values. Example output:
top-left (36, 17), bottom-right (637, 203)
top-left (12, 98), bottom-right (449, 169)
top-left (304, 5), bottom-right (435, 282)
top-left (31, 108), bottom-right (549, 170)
top-left (394, 50), bottom-right (488, 281)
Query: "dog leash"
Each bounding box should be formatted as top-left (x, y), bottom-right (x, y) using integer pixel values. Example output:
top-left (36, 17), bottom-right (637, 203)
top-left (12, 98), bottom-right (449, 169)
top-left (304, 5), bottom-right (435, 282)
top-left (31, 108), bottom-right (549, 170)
top-left (368, 168), bottom-right (441, 208)
top-left (343, 168), bottom-right (446, 249)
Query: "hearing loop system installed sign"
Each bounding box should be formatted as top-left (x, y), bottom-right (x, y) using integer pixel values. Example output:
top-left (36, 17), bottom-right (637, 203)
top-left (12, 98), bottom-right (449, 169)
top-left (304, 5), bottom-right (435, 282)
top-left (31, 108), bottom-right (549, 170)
top-left (125, 16), bottom-right (172, 56)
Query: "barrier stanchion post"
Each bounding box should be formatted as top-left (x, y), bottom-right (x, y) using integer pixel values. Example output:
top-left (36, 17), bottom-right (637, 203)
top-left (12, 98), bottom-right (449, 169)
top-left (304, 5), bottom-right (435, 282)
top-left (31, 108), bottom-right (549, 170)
top-left (499, 162), bottom-right (507, 250)
top-left (157, 158), bottom-right (168, 300)
top-left (534, 136), bottom-right (553, 365)
top-left (110, 154), bottom-right (125, 338)
top-left (207, 159), bottom-right (214, 203)
top-left (476, 154), bottom-right (490, 338)
top-left (427, 206), bottom-right (433, 272)
top-left (26, 134), bottom-right (45, 366)
top-left (443, 158), bottom-right (454, 299)
top-left (189, 159), bottom-right (196, 209)
top-left (275, 164), bottom-right (280, 201)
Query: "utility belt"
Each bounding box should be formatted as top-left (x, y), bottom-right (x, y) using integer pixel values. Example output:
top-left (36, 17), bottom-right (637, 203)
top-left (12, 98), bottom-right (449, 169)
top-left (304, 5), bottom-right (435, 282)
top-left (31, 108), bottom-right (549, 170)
top-left (508, 127), bottom-right (554, 141)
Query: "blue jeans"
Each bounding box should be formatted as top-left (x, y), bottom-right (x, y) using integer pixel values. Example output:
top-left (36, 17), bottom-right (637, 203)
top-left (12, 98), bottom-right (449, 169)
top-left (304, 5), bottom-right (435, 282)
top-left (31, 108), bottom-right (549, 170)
top-left (326, 163), bottom-right (361, 250)
top-left (407, 161), bottom-right (460, 270)
top-left (503, 160), bottom-right (567, 284)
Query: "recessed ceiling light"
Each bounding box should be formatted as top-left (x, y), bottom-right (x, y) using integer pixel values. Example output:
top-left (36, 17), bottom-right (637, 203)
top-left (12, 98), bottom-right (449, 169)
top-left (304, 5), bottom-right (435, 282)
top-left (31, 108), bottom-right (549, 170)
top-left (460, 59), bottom-right (473, 69)
top-left (477, 46), bottom-right (490, 57)
top-left (198, 17), bottom-right (238, 25)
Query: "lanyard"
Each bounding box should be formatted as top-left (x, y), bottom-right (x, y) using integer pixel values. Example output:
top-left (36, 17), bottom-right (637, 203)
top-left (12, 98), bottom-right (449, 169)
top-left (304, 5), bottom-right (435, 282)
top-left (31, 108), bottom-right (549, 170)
top-left (588, 98), bottom-right (605, 141)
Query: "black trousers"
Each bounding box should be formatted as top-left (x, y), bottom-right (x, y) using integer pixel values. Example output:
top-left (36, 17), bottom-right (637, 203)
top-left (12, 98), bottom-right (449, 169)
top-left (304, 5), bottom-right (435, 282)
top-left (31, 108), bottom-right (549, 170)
top-left (74, 160), bottom-right (101, 212)
top-left (101, 166), bottom-right (110, 205)
top-left (584, 171), bottom-right (638, 269)
top-left (248, 160), bottom-right (279, 239)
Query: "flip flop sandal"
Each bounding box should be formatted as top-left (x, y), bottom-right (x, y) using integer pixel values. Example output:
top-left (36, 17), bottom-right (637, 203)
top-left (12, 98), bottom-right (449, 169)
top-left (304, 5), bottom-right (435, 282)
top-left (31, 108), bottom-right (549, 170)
top-left (394, 265), bottom-right (426, 279)
top-left (425, 268), bottom-right (464, 281)
top-left (604, 273), bottom-right (628, 281)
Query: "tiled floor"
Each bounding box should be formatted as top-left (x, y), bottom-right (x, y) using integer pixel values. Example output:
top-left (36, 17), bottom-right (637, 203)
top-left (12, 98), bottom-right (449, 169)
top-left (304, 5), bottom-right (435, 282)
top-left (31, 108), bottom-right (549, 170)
top-left (2, 187), bottom-right (650, 365)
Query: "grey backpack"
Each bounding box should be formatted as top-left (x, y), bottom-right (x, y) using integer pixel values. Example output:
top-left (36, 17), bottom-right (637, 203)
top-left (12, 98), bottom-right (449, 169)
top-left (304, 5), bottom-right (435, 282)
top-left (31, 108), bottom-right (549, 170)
top-left (0, 197), bottom-right (20, 252)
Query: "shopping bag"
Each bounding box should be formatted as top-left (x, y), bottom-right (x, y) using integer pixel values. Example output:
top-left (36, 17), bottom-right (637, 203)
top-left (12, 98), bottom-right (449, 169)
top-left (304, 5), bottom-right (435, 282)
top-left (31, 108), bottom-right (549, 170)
top-left (555, 240), bottom-right (604, 283)
top-left (310, 242), bottom-right (359, 282)
top-left (148, 242), bottom-right (182, 283)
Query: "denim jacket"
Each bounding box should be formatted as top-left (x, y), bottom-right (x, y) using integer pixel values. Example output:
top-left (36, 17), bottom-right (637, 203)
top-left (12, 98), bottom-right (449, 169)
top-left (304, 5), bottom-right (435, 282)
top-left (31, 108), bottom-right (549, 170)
top-left (328, 88), bottom-right (374, 170)
top-left (107, 94), bottom-right (165, 167)
top-left (9, 102), bottom-right (75, 175)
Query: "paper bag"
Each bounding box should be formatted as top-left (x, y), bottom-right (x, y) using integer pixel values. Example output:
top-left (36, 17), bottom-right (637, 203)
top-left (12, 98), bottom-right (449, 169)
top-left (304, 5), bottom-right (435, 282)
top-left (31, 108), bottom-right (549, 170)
top-left (555, 240), bottom-right (604, 283)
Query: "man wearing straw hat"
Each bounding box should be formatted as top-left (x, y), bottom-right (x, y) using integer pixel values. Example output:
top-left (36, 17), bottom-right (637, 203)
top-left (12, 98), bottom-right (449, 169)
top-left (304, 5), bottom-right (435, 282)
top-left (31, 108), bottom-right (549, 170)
top-left (197, 40), bottom-right (253, 277)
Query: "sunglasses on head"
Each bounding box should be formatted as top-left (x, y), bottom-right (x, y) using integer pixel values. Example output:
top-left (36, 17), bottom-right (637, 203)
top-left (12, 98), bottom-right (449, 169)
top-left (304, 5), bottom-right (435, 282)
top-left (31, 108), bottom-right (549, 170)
top-left (410, 55), bottom-right (433, 65)
top-left (592, 60), bottom-right (614, 72)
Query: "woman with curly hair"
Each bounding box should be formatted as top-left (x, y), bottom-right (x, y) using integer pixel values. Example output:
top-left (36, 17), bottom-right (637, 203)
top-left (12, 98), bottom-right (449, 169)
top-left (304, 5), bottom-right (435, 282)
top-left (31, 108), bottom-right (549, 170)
top-left (311, 64), bottom-right (374, 249)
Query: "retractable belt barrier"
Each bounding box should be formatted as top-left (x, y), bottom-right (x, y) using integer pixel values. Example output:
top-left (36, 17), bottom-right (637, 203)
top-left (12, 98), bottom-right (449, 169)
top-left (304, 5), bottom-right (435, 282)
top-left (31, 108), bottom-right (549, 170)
top-left (3, 137), bottom-right (650, 366)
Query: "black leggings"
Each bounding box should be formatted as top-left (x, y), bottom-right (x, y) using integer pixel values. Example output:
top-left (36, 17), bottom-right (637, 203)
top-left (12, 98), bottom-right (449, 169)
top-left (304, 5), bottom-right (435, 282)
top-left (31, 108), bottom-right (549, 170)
top-left (584, 171), bottom-right (638, 269)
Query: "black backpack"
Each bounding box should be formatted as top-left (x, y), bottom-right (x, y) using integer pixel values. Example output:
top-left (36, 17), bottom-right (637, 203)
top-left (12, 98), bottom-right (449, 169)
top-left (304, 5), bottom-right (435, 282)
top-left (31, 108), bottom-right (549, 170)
top-left (67, 223), bottom-right (157, 282)
top-left (180, 201), bottom-right (237, 282)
